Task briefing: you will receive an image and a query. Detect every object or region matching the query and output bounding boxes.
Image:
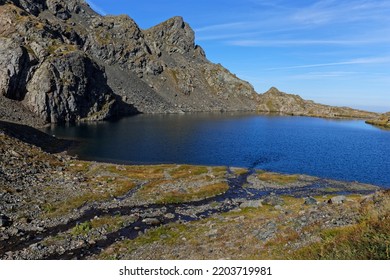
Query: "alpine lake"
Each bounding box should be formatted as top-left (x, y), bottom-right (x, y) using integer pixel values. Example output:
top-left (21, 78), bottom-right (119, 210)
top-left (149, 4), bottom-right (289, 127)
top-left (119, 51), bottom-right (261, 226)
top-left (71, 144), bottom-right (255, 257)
top-left (44, 113), bottom-right (390, 188)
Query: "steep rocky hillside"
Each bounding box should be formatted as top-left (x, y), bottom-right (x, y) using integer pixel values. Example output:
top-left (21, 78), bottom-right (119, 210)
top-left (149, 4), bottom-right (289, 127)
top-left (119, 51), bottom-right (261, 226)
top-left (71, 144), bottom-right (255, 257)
top-left (0, 0), bottom-right (379, 125)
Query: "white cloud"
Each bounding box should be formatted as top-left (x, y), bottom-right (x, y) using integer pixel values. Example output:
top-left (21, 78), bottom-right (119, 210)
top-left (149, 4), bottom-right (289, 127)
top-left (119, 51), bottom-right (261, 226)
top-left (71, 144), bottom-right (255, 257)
top-left (266, 56), bottom-right (390, 70)
top-left (229, 38), bottom-right (390, 47)
top-left (194, 22), bottom-right (247, 32)
top-left (284, 71), bottom-right (358, 80)
top-left (291, 0), bottom-right (390, 26)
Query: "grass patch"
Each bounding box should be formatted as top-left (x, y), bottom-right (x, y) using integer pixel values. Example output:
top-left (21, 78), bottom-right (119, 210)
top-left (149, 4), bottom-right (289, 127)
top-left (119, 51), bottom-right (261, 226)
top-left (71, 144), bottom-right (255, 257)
top-left (44, 179), bottom-right (136, 217)
top-left (99, 224), bottom-right (188, 259)
top-left (169, 165), bottom-right (208, 179)
top-left (212, 166), bottom-right (227, 173)
top-left (105, 164), bottom-right (167, 180)
top-left (156, 182), bottom-right (229, 204)
top-left (257, 171), bottom-right (299, 185)
top-left (90, 215), bottom-right (125, 232)
top-left (138, 180), bottom-right (229, 204)
top-left (231, 168), bottom-right (248, 176)
top-left (67, 161), bottom-right (91, 173)
top-left (291, 214), bottom-right (390, 259)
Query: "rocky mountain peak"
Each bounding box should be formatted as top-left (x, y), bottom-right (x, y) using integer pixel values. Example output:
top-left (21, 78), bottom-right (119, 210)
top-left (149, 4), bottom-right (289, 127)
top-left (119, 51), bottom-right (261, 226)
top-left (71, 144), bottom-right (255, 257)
top-left (145, 16), bottom-right (195, 55)
top-left (264, 87), bottom-right (281, 95)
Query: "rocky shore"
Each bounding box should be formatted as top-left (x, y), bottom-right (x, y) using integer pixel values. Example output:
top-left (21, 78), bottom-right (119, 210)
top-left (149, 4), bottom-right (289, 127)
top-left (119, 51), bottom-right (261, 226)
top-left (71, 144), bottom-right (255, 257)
top-left (1, 121), bottom-right (389, 260)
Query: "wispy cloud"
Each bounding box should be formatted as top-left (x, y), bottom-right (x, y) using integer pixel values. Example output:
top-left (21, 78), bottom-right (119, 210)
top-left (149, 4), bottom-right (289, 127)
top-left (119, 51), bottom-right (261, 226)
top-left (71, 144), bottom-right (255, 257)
top-left (291, 0), bottom-right (390, 25)
top-left (195, 0), bottom-right (390, 44)
top-left (229, 38), bottom-right (390, 46)
top-left (228, 38), bottom-right (390, 47)
top-left (284, 71), bottom-right (358, 80)
top-left (86, 0), bottom-right (107, 16)
top-left (266, 56), bottom-right (390, 70)
top-left (195, 22), bottom-right (248, 32)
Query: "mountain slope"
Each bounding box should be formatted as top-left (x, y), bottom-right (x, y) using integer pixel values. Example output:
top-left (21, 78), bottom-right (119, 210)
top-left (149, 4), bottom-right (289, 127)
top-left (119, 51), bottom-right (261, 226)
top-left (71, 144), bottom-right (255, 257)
top-left (0, 0), bottom-right (379, 125)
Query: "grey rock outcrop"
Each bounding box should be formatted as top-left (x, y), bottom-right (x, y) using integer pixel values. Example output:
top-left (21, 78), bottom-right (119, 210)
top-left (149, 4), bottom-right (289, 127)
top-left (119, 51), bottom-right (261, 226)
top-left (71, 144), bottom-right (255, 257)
top-left (24, 51), bottom-right (133, 123)
top-left (0, 38), bottom-right (36, 101)
top-left (328, 195), bottom-right (347, 204)
top-left (0, 1), bottom-right (135, 123)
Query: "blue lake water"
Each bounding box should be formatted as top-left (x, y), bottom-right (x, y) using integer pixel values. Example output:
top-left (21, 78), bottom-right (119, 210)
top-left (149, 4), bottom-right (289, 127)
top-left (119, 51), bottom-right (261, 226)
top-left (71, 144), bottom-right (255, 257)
top-left (44, 113), bottom-right (390, 187)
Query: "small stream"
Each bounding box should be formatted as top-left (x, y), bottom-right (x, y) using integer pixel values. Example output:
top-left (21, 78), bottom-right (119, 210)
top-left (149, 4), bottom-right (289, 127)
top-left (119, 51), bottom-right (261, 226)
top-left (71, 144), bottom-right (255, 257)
top-left (0, 168), bottom-right (377, 259)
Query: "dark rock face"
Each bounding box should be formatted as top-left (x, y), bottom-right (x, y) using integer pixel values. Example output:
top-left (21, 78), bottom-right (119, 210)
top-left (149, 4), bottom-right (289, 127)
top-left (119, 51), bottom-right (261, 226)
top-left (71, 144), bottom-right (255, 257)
top-left (0, 38), bottom-right (37, 101)
top-left (24, 51), bottom-right (130, 123)
top-left (6, 0), bottom-right (47, 16)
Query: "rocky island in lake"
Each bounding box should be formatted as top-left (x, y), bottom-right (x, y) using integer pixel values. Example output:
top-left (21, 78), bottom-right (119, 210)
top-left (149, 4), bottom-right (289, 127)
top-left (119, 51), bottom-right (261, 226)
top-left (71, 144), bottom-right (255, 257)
top-left (0, 0), bottom-right (389, 260)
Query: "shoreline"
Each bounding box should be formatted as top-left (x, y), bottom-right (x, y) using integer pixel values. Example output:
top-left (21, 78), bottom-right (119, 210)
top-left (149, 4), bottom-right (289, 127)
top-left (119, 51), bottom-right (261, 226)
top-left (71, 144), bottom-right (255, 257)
top-left (1, 123), bottom-right (389, 260)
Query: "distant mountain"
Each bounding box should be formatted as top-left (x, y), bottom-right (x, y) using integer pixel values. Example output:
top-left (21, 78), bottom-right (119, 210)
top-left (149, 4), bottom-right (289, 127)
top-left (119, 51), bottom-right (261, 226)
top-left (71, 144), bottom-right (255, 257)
top-left (0, 0), bottom-right (379, 125)
top-left (257, 87), bottom-right (378, 119)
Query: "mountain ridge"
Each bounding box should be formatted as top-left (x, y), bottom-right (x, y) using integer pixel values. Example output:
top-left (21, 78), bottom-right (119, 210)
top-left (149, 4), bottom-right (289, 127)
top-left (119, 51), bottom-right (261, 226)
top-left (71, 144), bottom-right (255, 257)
top-left (0, 0), bottom-right (379, 126)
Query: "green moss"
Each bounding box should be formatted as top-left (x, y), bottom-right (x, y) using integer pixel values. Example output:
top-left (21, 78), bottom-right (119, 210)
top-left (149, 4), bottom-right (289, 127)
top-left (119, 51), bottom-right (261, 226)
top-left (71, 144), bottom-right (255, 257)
top-left (71, 222), bottom-right (92, 236)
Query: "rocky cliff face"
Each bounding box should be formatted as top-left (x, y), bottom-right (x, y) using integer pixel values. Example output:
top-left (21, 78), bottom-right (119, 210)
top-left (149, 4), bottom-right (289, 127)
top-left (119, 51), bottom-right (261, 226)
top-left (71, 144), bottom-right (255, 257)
top-left (0, 0), bottom-right (136, 123)
top-left (0, 0), bottom-right (379, 124)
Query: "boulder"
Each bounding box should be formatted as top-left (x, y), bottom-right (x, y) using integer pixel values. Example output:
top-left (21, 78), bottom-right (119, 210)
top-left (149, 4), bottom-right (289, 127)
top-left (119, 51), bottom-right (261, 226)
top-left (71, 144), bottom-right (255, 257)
top-left (142, 218), bottom-right (160, 226)
top-left (304, 196), bottom-right (318, 205)
top-left (240, 200), bottom-right (263, 208)
top-left (263, 195), bottom-right (285, 206)
top-left (328, 195), bottom-right (346, 204)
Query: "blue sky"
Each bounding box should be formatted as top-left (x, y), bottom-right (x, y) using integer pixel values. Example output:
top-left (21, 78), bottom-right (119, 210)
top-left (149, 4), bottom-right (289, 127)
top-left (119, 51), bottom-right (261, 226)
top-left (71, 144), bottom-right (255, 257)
top-left (86, 0), bottom-right (390, 112)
